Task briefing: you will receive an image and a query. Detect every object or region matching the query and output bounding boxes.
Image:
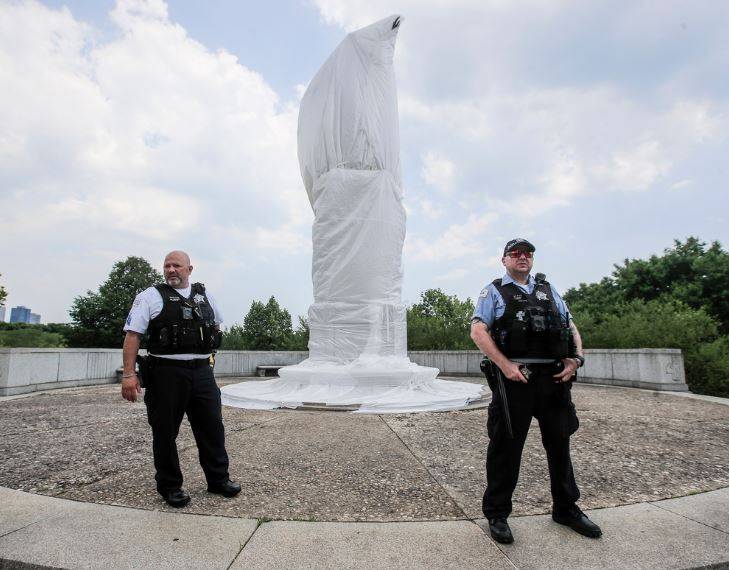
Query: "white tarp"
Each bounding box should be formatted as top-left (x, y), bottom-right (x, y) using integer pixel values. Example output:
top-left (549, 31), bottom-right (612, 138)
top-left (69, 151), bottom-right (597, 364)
top-left (222, 15), bottom-right (484, 413)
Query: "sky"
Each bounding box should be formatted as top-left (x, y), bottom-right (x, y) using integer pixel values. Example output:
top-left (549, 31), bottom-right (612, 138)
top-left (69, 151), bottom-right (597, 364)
top-left (1, 0), bottom-right (728, 325)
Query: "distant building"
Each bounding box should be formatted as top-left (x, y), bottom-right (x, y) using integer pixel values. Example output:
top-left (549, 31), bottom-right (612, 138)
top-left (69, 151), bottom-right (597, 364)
top-left (0, 305), bottom-right (5, 322)
top-left (9, 306), bottom-right (31, 323)
top-left (29, 313), bottom-right (41, 324)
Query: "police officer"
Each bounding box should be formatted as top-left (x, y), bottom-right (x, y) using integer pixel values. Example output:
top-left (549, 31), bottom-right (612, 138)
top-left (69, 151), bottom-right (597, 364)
top-left (121, 250), bottom-right (240, 508)
top-left (470, 239), bottom-right (601, 543)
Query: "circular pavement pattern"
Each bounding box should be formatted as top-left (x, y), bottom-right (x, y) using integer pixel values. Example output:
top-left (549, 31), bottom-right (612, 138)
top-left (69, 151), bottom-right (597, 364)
top-left (1, 379), bottom-right (727, 522)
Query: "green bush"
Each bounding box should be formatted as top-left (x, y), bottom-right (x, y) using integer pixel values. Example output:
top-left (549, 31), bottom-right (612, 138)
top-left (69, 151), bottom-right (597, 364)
top-left (574, 299), bottom-right (718, 350)
top-left (0, 329), bottom-right (67, 348)
top-left (573, 299), bottom-right (727, 397)
top-left (689, 337), bottom-right (729, 398)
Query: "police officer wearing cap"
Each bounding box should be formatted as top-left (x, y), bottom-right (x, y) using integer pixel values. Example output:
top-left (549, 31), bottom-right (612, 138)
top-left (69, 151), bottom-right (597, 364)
top-left (121, 250), bottom-right (240, 508)
top-left (470, 239), bottom-right (601, 544)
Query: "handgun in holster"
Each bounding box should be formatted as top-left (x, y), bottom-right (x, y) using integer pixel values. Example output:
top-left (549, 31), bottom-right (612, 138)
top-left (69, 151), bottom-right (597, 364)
top-left (480, 357), bottom-right (514, 439)
top-left (135, 355), bottom-right (152, 388)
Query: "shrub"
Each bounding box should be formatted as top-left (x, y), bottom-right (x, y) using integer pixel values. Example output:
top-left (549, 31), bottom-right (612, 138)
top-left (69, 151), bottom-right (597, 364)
top-left (0, 329), bottom-right (67, 348)
top-left (689, 336), bottom-right (729, 398)
top-left (574, 299), bottom-right (718, 350)
top-left (573, 299), bottom-right (727, 396)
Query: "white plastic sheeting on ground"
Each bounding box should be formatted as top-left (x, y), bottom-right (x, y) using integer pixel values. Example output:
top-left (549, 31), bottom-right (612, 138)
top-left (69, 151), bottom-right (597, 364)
top-left (222, 15), bottom-right (484, 413)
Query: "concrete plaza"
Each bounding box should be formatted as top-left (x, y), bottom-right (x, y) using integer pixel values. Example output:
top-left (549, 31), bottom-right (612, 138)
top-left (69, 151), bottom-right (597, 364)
top-left (0, 378), bottom-right (727, 568)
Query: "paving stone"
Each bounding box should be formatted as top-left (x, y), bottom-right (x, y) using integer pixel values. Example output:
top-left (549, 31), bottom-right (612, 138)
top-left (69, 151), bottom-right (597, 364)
top-left (184, 411), bottom-right (465, 521)
top-left (476, 503), bottom-right (729, 569)
top-left (0, 386), bottom-right (141, 435)
top-left (0, 382), bottom-right (727, 523)
top-left (231, 520), bottom-right (512, 570)
top-left (0, 487), bottom-right (70, 536)
top-left (0, 491), bottom-right (256, 570)
top-left (652, 486), bottom-right (729, 533)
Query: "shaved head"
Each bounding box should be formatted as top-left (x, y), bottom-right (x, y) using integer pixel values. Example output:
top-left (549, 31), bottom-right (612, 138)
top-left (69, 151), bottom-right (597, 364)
top-left (163, 250), bottom-right (193, 288)
top-left (165, 250), bottom-right (191, 265)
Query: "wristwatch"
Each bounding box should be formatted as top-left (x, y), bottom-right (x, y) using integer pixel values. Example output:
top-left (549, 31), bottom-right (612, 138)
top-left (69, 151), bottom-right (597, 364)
top-left (572, 355), bottom-right (585, 368)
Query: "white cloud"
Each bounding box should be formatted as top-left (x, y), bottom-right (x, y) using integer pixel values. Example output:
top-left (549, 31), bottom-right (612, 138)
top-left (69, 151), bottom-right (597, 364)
top-left (434, 267), bottom-right (469, 282)
top-left (602, 140), bottom-right (672, 193)
top-left (406, 213), bottom-right (498, 262)
top-left (420, 199), bottom-right (443, 220)
top-left (2, 0), bottom-right (728, 323)
top-left (670, 179), bottom-right (693, 191)
top-left (313, 1), bottom-right (729, 210)
top-left (421, 151), bottom-right (456, 195)
top-left (0, 0), bottom-right (309, 321)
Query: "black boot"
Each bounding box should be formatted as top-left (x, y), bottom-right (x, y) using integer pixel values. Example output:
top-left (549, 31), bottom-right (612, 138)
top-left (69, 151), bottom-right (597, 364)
top-left (488, 517), bottom-right (514, 544)
top-left (207, 480), bottom-right (242, 498)
top-left (160, 488), bottom-right (191, 508)
top-left (552, 506), bottom-right (602, 538)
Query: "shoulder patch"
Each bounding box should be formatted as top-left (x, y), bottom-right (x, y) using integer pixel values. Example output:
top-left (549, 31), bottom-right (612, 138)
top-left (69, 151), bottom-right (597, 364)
top-left (479, 286), bottom-right (489, 298)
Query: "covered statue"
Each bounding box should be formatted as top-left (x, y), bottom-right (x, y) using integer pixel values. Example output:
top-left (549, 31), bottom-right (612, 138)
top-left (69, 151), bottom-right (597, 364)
top-left (222, 15), bottom-right (484, 412)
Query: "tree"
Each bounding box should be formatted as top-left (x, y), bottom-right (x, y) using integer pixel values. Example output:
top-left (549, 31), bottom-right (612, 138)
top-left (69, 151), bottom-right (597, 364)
top-left (564, 238), bottom-right (729, 398)
top-left (0, 273), bottom-right (7, 307)
top-left (239, 296), bottom-right (294, 350)
top-left (407, 289), bottom-right (475, 350)
top-left (69, 256), bottom-right (162, 347)
top-left (565, 237), bottom-right (729, 332)
top-left (289, 316), bottom-right (310, 351)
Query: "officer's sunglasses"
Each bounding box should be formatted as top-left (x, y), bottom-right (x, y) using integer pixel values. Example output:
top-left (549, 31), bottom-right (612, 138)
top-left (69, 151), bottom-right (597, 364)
top-left (506, 250), bottom-right (533, 259)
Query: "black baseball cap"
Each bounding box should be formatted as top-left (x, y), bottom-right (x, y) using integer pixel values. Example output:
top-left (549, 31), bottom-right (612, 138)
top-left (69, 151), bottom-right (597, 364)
top-left (503, 238), bottom-right (536, 256)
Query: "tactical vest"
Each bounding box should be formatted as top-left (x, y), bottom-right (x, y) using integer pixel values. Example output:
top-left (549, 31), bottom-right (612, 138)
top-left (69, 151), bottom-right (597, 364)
top-left (146, 283), bottom-right (222, 355)
top-left (490, 277), bottom-right (570, 359)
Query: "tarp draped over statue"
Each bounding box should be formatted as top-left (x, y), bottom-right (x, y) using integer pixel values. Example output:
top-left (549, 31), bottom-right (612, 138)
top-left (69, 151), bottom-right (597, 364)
top-left (221, 15), bottom-right (484, 413)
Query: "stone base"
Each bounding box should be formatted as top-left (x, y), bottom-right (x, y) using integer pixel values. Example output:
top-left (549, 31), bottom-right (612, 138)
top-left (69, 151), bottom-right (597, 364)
top-left (221, 358), bottom-right (486, 413)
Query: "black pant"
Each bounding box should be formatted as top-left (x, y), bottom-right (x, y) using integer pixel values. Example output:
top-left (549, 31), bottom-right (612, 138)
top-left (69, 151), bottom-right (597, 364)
top-left (143, 360), bottom-right (230, 493)
top-left (482, 365), bottom-right (580, 519)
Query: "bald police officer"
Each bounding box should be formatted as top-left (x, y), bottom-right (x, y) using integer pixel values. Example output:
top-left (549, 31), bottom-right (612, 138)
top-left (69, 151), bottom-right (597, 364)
top-left (121, 250), bottom-right (240, 508)
top-left (470, 239), bottom-right (601, 543)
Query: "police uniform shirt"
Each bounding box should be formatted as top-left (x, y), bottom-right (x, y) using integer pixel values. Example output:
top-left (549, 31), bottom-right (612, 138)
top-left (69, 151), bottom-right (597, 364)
top-left (471, 273), bottom-right (570, 329)
top-left (124, 285), bottom-right (223, 360)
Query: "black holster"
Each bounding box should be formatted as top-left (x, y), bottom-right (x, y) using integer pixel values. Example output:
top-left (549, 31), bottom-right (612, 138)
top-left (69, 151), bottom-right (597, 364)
top-left (136, 355), bottom-right (153, 388)
top-left (480, 357), bottom-right (497, 391)
top-left (480, 357), bottom-right (514, 439)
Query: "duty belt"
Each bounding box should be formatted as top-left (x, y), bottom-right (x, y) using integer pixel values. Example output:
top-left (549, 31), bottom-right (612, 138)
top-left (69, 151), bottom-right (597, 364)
top-left (150, 357), bottom-right (210, 369)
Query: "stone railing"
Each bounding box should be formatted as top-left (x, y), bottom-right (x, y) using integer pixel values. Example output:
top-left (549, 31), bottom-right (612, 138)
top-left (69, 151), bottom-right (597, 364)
top-left (0, 347), bottom-right (688, 396)
top-left (0, 348), bottom-right (123, 396)
top-left (578, 348), bottom-right (688, 392)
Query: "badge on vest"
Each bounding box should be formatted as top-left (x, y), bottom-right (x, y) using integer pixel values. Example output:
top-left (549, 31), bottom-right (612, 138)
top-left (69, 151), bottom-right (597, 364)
top-left (535, 291), bottom-right (548, 301)
top-left (193, 293), bottom-right (206, 304)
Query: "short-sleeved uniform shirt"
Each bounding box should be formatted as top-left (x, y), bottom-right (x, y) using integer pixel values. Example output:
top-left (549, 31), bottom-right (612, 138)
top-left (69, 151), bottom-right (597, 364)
top-left (124, 284), bottom-right (223, 360)
top-left (471, 273), bottom-right (571, 329)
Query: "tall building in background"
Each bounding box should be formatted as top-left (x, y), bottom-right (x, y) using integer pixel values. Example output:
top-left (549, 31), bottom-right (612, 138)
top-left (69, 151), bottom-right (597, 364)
top-left (29, 313), bottom-right (41, 324)
top-left (0, 305), bottom-right (5, 322)
top-left (9, 306), bottom-right (31, 323)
